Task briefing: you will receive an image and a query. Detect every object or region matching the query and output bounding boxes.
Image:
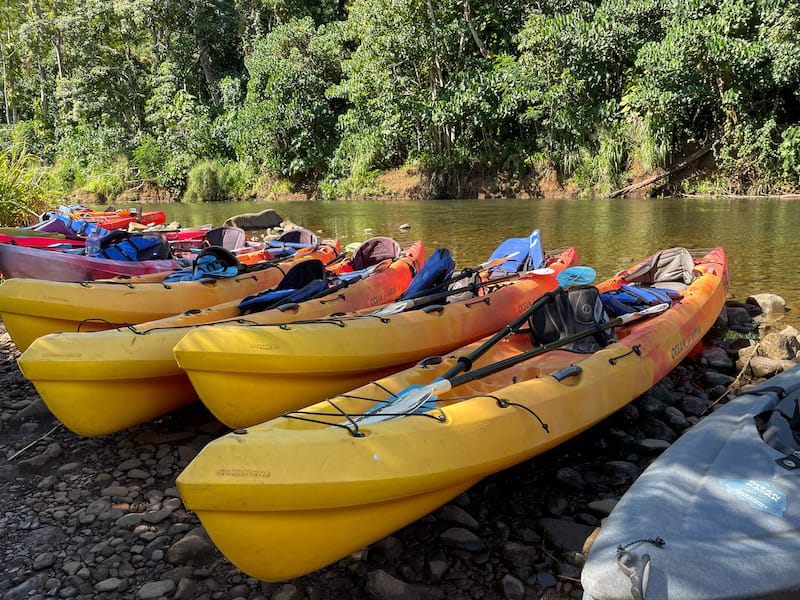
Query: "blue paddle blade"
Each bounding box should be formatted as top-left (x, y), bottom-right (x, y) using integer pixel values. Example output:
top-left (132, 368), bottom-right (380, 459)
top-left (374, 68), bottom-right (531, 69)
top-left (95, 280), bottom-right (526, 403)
top-left (357, 379), bottom-right (451, 424)
top-left (529, 229), bottom-right (544, 270)
top-left (556, 266), bottom-right (596, 287)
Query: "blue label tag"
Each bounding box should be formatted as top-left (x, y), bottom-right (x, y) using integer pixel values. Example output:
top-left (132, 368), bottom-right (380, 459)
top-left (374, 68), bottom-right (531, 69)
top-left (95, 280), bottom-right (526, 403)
top-left (720, 479), bottom-right (786, 517)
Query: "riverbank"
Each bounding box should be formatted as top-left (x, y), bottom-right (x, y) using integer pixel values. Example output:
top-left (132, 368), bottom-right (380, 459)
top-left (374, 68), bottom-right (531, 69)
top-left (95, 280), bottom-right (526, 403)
top-left (98, 158), bottom-right (798, 204)
top-left (0, 297), bottom-right (794, 600)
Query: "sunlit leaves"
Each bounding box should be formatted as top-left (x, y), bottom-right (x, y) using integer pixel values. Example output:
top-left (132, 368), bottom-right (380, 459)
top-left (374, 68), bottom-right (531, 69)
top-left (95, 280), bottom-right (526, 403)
top-left (229, 18), bottom-right (342, 180)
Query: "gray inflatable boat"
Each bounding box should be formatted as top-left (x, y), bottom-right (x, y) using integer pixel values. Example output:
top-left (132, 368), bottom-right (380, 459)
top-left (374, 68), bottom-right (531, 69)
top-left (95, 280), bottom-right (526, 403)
top-left (581, 364), bottom-right (800, 599)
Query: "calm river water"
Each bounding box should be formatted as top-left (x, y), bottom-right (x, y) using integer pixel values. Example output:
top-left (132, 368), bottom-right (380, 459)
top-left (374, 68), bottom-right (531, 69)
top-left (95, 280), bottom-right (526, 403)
top-left (131, 197), bottom-right (800, 326)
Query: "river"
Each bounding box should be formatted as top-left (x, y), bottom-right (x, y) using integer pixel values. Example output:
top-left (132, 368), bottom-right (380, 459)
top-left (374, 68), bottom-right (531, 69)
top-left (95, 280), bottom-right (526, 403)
top-left (126, 196), bottom-right (800, 327)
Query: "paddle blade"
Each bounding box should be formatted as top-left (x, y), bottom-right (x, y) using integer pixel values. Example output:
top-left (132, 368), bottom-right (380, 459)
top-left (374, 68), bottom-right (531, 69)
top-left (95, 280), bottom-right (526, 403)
top-left (478, 250), bottom-right (519, 271)
top-left (529, 229), bottom-right (544, 270)
top-left (556, 266), bottom-right (596, 287)
top-left (357, 379), bottom-right (452, 425)
top-left (620, 302), bottom-right (670, 323)
top-left (371, 299), bottom-right (412, 317)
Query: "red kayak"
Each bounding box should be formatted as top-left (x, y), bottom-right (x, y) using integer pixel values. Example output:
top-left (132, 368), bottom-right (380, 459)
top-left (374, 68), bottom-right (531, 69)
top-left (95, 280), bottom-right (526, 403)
top-left (0, 231), bottom-right (85, 249)
top-left (94, 210), bottom-right (166, 230)
top-left (35, 208), bottom-right (167, 235)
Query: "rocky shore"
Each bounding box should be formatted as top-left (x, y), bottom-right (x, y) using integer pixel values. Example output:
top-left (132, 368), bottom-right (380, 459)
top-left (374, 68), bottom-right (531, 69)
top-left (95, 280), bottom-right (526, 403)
top-left (0, 294), bottom-right (795, 600)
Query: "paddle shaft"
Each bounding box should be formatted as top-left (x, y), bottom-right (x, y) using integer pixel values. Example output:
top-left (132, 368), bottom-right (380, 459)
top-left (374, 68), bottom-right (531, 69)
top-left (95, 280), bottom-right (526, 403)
top-left (357, 300), bottom-right (666, 425)
top-left (446, 305), bottom-right (663, 389)
top-left (439, 286), bottom-right (563, 381)
top-left (375, 271), bottom-right (523, 315)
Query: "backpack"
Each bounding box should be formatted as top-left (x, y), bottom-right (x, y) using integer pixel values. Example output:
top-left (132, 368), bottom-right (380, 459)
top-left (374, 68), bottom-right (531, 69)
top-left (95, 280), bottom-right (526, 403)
top-left (350, 237), bottom-right (401, 271)
top-left (622, 247), bottom-right (695, 289)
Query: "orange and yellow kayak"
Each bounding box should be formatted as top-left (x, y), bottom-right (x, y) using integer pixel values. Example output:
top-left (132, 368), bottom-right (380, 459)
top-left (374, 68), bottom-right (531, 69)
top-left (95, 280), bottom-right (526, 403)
top-left (0, 242), bottom-right (341, 350)
top-left (173, 247), bottom-right (578, 428)
top-left (176, 247), bottom-right (728, 582)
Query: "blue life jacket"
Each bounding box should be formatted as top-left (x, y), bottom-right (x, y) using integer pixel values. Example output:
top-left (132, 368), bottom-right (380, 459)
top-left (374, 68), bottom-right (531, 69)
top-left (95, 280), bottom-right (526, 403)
top-left (95, 232), bottom-right (170, 261)
top-left (600, 285), bottom-right (682, 317)
top-left (398, 248), bottom-right (455, 300)
top-left (163, 246), bottom-right (241, 282)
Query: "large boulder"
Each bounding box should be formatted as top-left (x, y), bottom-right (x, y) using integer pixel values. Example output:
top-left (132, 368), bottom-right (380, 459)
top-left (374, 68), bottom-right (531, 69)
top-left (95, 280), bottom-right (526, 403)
top-left (747, 293), bottom-right (786, 315)
top-left (224, 209), bottom-right (283, 230)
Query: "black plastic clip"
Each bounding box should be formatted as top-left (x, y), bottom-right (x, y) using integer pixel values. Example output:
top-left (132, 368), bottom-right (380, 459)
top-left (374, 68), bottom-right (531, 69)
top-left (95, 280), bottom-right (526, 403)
top-left (609, 345), bottom-right (642, 365)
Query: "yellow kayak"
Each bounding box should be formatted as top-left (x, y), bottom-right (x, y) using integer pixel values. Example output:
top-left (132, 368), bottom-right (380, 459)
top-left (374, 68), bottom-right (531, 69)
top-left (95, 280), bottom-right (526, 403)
top-left (173, 247), bottom-right (578, 428)
top-left (176, 247), bottom-right (728, 582)
top-left (0, 242), bottom-right (341, 351)
top-left (16, 240), bottom-right (425, 436)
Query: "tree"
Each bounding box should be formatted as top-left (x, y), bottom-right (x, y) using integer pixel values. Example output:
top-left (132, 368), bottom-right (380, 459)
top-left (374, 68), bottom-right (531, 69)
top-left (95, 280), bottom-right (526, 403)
top-left (229, 17), bottom-right (342, 185)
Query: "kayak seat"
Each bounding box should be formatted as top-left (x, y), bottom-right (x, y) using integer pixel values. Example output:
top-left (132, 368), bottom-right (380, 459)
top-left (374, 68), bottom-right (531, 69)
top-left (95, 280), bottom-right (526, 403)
top-left (277, 227), bottom-right (319, 245)
top-left (351, 237), bottom-right (401, 271)
top-left (445, 272), bottom-right (482, 303)
top-left (529, 286), bottom-right (613, 353)
top-left (621, 246), bottom-right (695, 291)
top-left (203, 226), bottom-right (247, 250)
top-left (238, 259), bottom-right (327, 314)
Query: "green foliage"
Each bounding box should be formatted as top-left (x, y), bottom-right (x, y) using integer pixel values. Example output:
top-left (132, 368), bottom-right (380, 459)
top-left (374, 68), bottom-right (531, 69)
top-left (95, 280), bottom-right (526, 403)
top-left (184, 160), bottom-right (229, 203)
top-left (229, 18), bottom-right (342, 185)
top-left (55, 125), bottom-right (135, 200)
top-left (715, 118), bottom-right (783, 194)
top-left (132, 135), bottom-right (167, 183)
top-left (2, 0), bottom-right (800, 199)
top-left (570, 122), bottom-right (629, 194)
top-left (80, 155), bottom-right (131, 202)
top-left (56, 125), bottom-right (131, 174)
top-left (778, 126), bottom-right (800, 184)
top-left (0, 145), bottom-right (52, 226)
top-left (46, 157), bottom-right (86, 193)
top-left (184, 159), bottom-right (257, 202)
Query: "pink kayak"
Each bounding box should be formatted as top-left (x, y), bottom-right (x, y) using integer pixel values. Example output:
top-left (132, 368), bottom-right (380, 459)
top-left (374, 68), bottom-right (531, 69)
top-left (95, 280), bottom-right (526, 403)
top-left (0, 243), bottom-right (184, 281)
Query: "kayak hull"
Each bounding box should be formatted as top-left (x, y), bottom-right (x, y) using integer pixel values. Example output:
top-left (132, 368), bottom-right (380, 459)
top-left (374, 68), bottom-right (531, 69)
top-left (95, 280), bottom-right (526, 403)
top-left (0, 243), bottom-right (183, 281)
top-left (176, 247), bottom-right (728, 582)
top-left (581, 365), bottom-right (800, 600)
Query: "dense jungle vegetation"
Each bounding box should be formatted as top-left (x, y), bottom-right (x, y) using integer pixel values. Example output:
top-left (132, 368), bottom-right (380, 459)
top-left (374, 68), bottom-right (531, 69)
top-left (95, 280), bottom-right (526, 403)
top-left (1, 0), bottom-right (800, 219)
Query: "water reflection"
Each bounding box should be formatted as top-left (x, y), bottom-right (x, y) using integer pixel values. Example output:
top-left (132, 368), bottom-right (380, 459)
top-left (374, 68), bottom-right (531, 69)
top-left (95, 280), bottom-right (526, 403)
top-left (131, 197), bottom-right (800, 325)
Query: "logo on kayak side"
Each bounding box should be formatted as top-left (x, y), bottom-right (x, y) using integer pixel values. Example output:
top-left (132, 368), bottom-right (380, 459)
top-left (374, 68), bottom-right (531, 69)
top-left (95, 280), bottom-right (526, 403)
top-left (720, 478), bottom-right (786, 517)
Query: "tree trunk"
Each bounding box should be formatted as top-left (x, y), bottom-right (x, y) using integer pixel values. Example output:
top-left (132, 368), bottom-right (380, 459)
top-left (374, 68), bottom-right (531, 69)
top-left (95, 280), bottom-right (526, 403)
top-left (608, 144), bottom-right (712, 198)
top-left (198, 45), bottom-right (220, 106)
top-left (463, 0), bottom-right (489, 58)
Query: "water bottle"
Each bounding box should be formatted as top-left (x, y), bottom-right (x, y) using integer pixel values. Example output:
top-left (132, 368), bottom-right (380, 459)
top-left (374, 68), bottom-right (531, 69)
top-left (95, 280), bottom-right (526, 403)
top-left (85, 232), bottom-right (101, 256)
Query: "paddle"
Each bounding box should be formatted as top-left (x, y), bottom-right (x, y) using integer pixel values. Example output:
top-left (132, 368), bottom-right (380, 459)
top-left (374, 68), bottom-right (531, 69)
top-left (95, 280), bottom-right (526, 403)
top-left (529, 229), bottom-right (544, 270)
top-left (357, 301), bottom-right (670, 425)
top-left (356, 266), bottom-right (595, 423)
top-left (263, 239), bottom-right (321, 250)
